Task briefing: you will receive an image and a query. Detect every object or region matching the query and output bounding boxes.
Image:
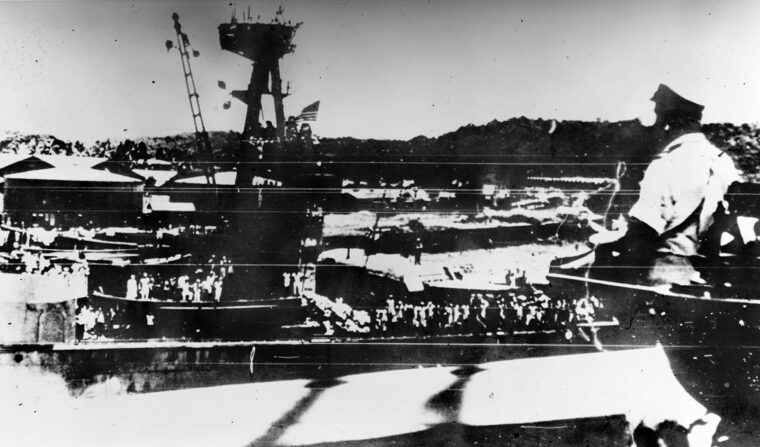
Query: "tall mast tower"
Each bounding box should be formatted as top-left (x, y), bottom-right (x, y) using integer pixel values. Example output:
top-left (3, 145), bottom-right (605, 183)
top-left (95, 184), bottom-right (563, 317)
top-left (218, 11), bottom-right (299, 141)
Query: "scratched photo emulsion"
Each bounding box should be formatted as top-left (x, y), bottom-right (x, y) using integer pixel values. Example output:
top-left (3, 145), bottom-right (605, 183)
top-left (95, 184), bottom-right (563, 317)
top-left (1, 1), bottom-right (759, 446)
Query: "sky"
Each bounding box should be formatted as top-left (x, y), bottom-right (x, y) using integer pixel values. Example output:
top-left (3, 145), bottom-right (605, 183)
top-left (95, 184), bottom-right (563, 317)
top-left (1, 0), bottom-right (759, 143)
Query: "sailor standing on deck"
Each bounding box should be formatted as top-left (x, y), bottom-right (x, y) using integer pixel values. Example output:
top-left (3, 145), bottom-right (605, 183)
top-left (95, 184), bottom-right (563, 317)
top-left (282, 271), bottom-right (292, 293)
top-left (294, 270), bottom-right (305, 296)
top-left (413, 237), bottom-right (423, 265)
top-left (74, 308), bottom-right (85, 343)
top-left (600, 84), bottom-right (741, 286)
top-left (213, 278), bottom-right (223, 302)
top-left (126, 274), bottom-right (138, 300)
top-left (139, 272), bottom-right (152, 300)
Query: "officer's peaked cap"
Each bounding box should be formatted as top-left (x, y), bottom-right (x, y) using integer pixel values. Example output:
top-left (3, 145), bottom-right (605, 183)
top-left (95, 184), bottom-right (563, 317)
top-left (651, 84), bottom-right (704, 120)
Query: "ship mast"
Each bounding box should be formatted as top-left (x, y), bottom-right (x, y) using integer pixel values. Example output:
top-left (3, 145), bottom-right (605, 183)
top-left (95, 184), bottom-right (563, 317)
top-left (218, 7), bottom-right (300, 186)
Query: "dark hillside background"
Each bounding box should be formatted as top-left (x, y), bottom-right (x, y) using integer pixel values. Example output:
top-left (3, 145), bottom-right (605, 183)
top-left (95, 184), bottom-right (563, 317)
top-left (2, 119), bottom-right (758, 186)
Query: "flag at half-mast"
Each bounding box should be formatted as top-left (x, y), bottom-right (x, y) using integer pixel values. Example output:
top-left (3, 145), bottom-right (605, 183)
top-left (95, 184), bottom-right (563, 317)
top-left (296, 101), bottom-right (320, 121)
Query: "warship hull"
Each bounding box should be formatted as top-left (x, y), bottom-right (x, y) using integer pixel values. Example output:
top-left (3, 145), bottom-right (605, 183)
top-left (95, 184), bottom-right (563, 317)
top-left (4, 336), bottom-right (597, 396)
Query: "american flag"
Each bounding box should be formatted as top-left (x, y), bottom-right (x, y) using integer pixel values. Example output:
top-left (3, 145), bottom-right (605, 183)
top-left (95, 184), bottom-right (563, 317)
top-left (296, 101), bottom-right (320, 121)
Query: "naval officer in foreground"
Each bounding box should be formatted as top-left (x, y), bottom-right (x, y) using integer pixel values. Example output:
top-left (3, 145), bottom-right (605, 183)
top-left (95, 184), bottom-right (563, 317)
top-left (598, 84), bottom-right (741, 286)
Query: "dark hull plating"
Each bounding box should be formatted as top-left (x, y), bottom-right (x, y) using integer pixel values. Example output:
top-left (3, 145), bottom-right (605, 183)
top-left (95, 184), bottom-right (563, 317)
top-left (547, 268), bottom-right (760, 346)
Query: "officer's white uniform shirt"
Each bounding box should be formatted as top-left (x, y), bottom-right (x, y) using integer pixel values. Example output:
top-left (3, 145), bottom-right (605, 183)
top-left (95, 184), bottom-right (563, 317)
top-left (629, 132), bottom-right (741, 256)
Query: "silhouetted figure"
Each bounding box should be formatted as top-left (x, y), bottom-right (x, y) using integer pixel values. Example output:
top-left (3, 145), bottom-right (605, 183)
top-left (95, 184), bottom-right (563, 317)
top-left (74, 308), bottom-right (85, 344)
top-left (264, 120), bottom-right (277, 140)
top-left (285, 116), bottom-right (298, 141)
top-left (413, 238), bottom-right (423, 265)
top-left (299, 122), bottom-right (313, 147)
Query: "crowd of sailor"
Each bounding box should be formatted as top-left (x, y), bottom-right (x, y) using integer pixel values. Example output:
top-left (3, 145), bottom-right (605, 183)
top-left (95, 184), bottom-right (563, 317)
top-left (74, 303), bottom-right (108, 342)
top-left (253, 118), bottom-right (315, 144)
top-left (123, 256), bottom-right (234, 302)
top-left (281, 269), bottom-right (310, 297)
top-left (305, 288), bottom-right (600, 338)
top-left (75, 302), bottom-right (158, 342)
